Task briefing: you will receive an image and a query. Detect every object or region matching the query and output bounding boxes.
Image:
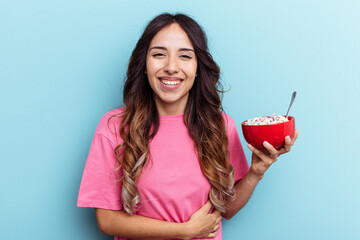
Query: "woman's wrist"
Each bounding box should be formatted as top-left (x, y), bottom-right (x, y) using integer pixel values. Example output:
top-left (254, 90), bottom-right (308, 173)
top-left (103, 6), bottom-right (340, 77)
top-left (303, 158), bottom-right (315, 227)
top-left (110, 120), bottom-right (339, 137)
top-left (180, 222), bottom-right (193, 240)
top-left (247, 167), bottom-right (263, 185)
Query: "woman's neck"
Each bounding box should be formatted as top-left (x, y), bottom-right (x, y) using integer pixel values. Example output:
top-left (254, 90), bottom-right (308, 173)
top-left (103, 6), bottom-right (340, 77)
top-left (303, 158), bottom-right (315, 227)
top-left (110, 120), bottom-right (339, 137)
top-left (155, 99), bottom-right (187, 116)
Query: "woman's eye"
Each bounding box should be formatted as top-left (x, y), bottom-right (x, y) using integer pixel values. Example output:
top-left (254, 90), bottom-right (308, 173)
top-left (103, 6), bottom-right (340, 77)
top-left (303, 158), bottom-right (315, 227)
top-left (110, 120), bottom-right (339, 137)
top-left (152, 53), bottom-right (165, 57)
top-left (180, 55), bottom-right (192, 59)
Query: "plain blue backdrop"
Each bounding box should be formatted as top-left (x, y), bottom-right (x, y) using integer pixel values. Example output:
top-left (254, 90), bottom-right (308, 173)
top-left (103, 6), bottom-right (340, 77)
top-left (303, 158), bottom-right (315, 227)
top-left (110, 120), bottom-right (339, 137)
top-left (1, 0), bottom-right (359, 239)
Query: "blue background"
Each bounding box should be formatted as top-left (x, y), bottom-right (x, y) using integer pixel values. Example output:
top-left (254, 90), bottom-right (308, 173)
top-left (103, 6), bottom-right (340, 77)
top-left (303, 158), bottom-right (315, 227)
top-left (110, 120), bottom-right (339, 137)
top-left (1, 0), bottom-right (359, 239)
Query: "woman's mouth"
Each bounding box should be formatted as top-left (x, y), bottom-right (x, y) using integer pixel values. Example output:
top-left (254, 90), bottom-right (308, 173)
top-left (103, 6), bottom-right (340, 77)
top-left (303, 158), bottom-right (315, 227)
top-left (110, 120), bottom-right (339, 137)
top-left (160, 79), bottom-right (181, 85)
top-left (159, 77), bottom-right (183, 90)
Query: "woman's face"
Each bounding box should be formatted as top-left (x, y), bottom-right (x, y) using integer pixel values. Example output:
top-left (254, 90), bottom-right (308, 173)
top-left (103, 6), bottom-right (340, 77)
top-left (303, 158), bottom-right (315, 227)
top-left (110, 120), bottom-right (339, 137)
top-left (146, 23), bottom-right (197, 115)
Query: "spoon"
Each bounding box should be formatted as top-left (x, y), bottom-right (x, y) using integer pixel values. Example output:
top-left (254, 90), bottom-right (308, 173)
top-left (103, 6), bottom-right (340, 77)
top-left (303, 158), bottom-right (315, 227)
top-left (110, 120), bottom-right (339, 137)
top-left (285, 91), bottom-right (297, 119)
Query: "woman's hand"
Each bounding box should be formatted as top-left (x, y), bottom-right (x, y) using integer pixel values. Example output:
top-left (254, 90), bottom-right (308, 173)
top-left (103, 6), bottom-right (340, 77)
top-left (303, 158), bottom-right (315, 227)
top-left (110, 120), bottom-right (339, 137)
top-left (248, 129), bottom-right (299, 181)
top-left (183, 200), bottom-right (221, 239)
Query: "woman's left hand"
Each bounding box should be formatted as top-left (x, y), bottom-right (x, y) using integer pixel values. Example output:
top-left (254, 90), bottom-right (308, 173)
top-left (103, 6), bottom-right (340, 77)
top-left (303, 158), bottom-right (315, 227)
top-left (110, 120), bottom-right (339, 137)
top-left (247, 129), bottom-right (299, 180)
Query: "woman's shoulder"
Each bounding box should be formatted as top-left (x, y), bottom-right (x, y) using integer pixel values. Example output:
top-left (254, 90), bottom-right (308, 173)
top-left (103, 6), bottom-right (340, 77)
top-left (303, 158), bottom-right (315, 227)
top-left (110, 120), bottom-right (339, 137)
top-left (104, 106), bottom-right (126, 117)
top-left (221, 112), bottom-right (236, 128)
top-left (221, 112), bottom-right (242, 138)
top-left (98, 106), bottom-right (126, 126)
top-left (94, 106), bottom-right (126, 144)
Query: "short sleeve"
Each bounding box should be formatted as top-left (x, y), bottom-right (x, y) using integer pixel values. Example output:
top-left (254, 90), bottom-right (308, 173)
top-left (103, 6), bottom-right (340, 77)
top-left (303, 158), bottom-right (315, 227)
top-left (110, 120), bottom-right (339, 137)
top-left (77, 131), bottom-right (123, 210)
top-left (225, 114), bottom-right (250, 184)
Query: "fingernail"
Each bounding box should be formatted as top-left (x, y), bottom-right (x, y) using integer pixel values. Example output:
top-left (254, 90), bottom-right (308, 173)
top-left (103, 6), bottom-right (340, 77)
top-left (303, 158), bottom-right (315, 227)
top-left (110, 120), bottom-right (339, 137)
top-left (248, 144), bottom-right (253, 149)
top-left (264, 141), bottom-right (270, 146)
top-left (286, 136), bottom-right (291, 141)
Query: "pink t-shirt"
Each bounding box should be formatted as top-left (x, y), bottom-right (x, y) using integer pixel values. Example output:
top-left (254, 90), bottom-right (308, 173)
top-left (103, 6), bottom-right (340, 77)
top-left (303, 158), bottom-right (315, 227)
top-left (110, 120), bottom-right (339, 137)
top-left (77, 107), bottom-right (249, 240)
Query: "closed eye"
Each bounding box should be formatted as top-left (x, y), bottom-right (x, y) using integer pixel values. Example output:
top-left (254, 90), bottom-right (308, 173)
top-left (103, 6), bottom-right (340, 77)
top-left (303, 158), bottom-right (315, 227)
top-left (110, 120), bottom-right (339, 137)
top-left (152, 53), bottom-right (166, 57)
top-left (180, 55), bottom-right (192, 59)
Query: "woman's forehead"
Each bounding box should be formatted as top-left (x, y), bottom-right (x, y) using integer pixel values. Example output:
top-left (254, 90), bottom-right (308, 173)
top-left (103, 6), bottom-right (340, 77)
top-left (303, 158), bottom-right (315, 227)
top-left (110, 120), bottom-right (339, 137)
top-left (149, 23), bottom-right (194, 50)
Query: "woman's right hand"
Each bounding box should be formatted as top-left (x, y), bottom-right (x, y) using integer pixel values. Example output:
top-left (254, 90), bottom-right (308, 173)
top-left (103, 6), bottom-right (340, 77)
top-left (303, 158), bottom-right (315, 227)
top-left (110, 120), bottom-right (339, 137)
top-left (183, 200), bottom-right (222, 239)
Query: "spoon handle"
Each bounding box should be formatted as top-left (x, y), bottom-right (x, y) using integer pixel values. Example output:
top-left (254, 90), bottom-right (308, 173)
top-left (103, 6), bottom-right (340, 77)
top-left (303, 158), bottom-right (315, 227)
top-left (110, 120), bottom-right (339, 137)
top-left (286, 91), bottom-right (297, 119)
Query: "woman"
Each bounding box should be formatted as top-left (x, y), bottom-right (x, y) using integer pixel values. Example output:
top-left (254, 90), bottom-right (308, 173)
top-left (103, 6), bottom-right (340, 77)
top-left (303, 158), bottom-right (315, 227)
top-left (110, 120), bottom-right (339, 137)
top-left (77, 13), bottom-right (298, 240)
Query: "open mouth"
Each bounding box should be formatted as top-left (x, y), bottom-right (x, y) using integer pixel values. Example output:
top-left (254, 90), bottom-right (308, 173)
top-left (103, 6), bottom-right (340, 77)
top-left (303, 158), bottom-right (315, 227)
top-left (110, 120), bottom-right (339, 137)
top-left (158, 77), bottom-right (183, 89)
top-left (160, 79), bottom-right (182, 86)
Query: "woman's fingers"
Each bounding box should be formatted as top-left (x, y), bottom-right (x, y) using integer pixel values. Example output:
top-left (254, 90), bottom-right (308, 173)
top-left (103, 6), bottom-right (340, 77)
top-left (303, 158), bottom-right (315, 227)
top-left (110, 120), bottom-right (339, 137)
top-left (248, 144), bottom-right (266, 159)
top-left (208, 230), bottom-right (218, 238)
top-left (286, 129), bottom-right (299, 149)
top-left (246, 129), bottom-right (299, 179)
top-left (248, 144), bottom-right (274, 166)
top-left (212, 223), bottom-right (220, 232)
top-left (187, 202), bottom-right (223, 239)
top-left (212, 209), bottom-right (221, 217)
top-left (278, 129), bottom-right (299, 155)
top-left (211, 210), bottom-right (221, 225)
top-left (283, 136), bottom-right (292, 153)
top-left (263, 141), bottom-right (278, 159)
top-left (201, 200), bottom-right (212, 213)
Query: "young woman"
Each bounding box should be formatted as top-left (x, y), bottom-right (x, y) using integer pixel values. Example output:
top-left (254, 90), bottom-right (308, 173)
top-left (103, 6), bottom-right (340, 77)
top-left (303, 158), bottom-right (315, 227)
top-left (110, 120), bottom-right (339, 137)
top-left (77, 13), bottom-right (298, 240)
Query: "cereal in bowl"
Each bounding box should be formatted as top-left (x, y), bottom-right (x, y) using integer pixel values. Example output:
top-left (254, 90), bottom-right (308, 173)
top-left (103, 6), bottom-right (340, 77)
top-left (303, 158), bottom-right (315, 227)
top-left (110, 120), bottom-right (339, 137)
top-left (245, 114), bottom-right (289, 125)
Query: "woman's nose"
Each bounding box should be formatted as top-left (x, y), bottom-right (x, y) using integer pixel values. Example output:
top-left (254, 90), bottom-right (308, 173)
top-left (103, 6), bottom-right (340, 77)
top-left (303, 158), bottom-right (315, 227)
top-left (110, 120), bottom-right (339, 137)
top-left (164, 56), bottom-right (179, 74)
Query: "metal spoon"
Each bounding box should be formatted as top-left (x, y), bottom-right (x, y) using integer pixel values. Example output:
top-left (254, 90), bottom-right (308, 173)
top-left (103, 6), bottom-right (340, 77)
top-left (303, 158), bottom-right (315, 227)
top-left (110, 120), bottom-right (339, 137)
top-left (285, 91), bottom-right (297, 119)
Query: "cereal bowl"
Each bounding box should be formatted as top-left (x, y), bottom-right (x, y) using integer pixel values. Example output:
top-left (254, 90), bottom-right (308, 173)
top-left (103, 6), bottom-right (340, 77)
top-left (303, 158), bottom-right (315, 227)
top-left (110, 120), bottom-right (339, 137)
top-left (241, 116), bottom-right (295, 150)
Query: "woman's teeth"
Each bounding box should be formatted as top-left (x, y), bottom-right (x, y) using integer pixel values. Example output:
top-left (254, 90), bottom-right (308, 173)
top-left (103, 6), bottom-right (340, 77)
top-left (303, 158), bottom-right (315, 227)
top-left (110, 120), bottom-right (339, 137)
top-left (160, 80), bottom-right (181, 85)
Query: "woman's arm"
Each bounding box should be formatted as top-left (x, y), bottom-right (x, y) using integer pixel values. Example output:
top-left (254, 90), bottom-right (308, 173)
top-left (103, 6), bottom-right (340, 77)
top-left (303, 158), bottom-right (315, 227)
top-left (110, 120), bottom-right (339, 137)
top-left (222, 129), bottom-right (299, 220)
top-left (96, 208), bottom-right (185, 239)
top-left (96, 200), bottom-right (221, 239)
top-left (221, 167), bottom-right (261, 220)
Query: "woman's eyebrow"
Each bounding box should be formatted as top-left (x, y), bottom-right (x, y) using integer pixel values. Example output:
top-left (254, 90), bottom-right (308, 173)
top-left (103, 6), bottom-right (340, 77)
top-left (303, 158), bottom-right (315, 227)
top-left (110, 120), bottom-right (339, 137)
top-left (149, 46), bottom-right (167, 51)
top-left (149, 46), bottom-right (194, 52)
top-left (179, 48), bottom-right (194, 52)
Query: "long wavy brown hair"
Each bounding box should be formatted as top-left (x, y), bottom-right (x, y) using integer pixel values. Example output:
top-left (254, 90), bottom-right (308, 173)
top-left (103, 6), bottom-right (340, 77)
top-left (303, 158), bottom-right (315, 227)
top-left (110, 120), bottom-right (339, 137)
top-left (109, 13), bottom-right (236, 215)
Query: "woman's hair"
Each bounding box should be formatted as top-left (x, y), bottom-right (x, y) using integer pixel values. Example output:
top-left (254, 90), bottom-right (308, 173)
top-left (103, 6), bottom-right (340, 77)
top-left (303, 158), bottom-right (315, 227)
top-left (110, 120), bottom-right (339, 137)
top-left (110, 13), bottom-right (236, 214)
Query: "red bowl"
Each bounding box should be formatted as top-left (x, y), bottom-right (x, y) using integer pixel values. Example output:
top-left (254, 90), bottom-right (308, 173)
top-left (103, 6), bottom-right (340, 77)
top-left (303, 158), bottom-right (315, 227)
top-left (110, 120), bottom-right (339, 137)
top-left (241, 116), bottom-right (295, 150)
